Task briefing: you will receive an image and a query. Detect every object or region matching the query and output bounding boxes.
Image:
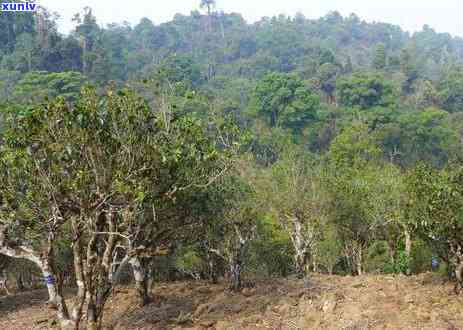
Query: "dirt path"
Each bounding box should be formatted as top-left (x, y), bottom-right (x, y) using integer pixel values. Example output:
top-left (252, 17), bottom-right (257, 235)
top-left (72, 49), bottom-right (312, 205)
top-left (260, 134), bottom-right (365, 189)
top-left (1, 273), bottom-right (462, 329)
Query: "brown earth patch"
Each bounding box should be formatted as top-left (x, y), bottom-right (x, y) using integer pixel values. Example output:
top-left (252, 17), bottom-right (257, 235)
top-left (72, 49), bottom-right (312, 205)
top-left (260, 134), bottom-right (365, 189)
top-left (1, 273), bottom-right (462, 329)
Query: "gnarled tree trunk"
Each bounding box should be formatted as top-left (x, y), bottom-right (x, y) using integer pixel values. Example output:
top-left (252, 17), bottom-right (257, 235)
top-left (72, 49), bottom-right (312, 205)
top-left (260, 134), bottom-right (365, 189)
top-left (204, 246), bottom-right (219, 284)
top-left (70, 218), bottom-right (86, 329)
top-left (229, 256), bottom-right (242, 292)
top-left (345, 241), bottom-right (363, 276)
top-left (451, 243), bottom-right (463, 294)
top-left (129, 256), bottom-right (150, 306)
top-left (0, 270), bottom-right (10, 296)
top-left (0, 256), bottom-right (10, 295)
top-left (455, 261), bottom-right (463, 294)
top-left (84, 211), bottom-right (118, 330)
top-left (404, 228), bottom-right (412, 275)
top-left (40, 235), bottom-right (75, 329)
top-left (0, 225), bottom-right (75, 328)
top-left (289, 216), bottom-right (311, 280)
top-left (355, 248), bottom-right (363, 276)
top-left (228, 225), bottom-right (248, 292)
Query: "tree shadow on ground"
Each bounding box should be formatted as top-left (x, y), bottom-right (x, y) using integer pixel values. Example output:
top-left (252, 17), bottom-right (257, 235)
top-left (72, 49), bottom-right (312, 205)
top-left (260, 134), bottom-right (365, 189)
top-left (0, 289), bottom-right (49, 315)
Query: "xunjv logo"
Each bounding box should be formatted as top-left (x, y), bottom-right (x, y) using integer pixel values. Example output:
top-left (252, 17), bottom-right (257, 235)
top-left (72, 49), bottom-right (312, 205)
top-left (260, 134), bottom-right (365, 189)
top-left (1, 2), bottom-right (37, 12)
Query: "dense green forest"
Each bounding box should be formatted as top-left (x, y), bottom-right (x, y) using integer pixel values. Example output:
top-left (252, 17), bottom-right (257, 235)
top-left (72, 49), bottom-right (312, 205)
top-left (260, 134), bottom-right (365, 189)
top-left (2, 0), bottom-right (463, 329)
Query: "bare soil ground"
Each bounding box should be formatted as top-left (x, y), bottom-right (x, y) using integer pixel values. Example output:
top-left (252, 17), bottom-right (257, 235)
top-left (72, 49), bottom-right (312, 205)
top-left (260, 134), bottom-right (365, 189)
top-left (1, 273), bottom-right (462, 329)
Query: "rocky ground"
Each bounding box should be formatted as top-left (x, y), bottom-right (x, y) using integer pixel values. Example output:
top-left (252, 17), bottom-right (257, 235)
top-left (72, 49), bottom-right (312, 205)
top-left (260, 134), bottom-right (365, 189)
top-left (1, 273), bottom-right (462, 329)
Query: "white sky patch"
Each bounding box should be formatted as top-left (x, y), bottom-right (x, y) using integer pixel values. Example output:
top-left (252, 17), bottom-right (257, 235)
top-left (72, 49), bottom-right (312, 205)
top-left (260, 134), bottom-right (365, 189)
top-left (39, 0), bottom-right (463, 37)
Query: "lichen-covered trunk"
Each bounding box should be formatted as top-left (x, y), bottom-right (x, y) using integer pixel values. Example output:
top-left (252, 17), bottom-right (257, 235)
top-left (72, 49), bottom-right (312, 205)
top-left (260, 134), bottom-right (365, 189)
top-left (129, 256), bottom-right (150, 306)
top-left (229, 239), bottom-right (245, 292)
top-left (327, 265), bottom-right (334, 276)
top-left (42, 259), bottom-right (59, 305)
top-left (345, 248), bottom-right (353, 274)
top-left (209, 258), bottom-right (219, 284)
top-left (387, 240), bottom-right (396, 265)
top-left (229, 260), bottom-right (242, 292)
top-left (452, 243), bottom-right (463, 294)
top-left (84, 211), bottom-right (118, 330)
top-left (86, 300), bottom-right (99, 330)
top-left (16, 274), bottom-right (24, 291)
top-left (294, 251), bottom-right (308, 279)
top-left (291, 217), bottom-right (309, 279)
top-left (0, 226), bottom-right (74, 328)
top-left (312, 248), bottom-right (319, 273)
top-left (345, 242), bottom-right (363, 276)
top-left (404, 228), bottom-right (412, 275)
top-left (0, 270), bottom-right (10, 295)
top-left (85, 259), bottom-right (113, 330)
top-left (205, 249), bottom-right (219, 284)
top-left (70, 219), bottom-right (86, 329)
top-left (41, 244), bottom-right (75, 329)
top-left (354, 247), bottom-right (363, 276)
top-left (455, 261), bottom-right (463, 294)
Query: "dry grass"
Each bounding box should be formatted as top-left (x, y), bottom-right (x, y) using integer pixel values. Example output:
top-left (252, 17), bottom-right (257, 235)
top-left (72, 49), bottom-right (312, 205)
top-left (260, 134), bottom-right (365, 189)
top-left (1, 273), bottom-right (462, 329)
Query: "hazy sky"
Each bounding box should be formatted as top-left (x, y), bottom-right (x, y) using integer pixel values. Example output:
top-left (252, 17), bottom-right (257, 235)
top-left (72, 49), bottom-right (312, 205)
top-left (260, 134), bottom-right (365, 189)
top-left (39, 0), bottom-right (463, 37)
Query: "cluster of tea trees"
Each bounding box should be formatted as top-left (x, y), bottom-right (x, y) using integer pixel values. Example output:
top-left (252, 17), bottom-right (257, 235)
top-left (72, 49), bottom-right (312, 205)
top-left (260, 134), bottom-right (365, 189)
top-left (2, 1), bottom-right (463, 329)
top-left (0, 87), bottom-right (249, 328)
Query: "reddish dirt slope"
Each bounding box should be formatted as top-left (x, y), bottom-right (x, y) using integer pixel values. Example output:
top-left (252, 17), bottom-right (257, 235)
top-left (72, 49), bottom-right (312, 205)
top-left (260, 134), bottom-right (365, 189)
top-left (1, 273), bottom-right (462, 329)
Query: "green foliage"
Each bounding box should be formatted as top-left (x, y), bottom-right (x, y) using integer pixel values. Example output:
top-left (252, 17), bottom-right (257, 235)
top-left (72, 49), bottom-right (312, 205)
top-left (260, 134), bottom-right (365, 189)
top-left (410, 239), bottom-right (433, 274)
top-left (406, 163), bottom-right (463, 267)
top-left (378, 107), bottom-right (458, 167)
top-left (329, 122), bottom-right (381, 169)
top-left (0, 70), bottom-right (22, 101)
top-left (249, 72), bottom-right (320, 132)
top-left (411, 80), bottom-right (439, 109)
top-left (248, 216), bottom-right (293, 277)
top-left (438, 69), bottom-right (463, 112)
top-left (337, 72), bottom-right (396, 109)
top-left (12, 71), bottom-right (85, 103)
top-left (317, 63), bottom-right (340, 99)
top-left (400, 49), bottom-right (419, 94)
top-left (155, 54), bottom-right (203, 91)
top-left (384, 250), bottom-right (411, 274)
top-left (175, 247), bottom-right (204, 278)
top-left (317, 225), bottom-right (343, 274)
top-left (364, 241), bottom-right (390, 273)
top-left (372, 43), bottom-right (386, 70)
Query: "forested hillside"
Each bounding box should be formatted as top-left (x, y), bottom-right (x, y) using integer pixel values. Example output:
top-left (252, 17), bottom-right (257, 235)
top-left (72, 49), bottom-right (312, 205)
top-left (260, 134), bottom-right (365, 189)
top-left (1, 1), bottom-right (463, 329)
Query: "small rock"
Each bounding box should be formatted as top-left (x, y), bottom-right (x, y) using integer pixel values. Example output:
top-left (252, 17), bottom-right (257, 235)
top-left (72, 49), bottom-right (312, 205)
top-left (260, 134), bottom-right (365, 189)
top-left (114, 288), bottom-right (129, 294)
top-left (299, 297), bottom-right (313, 309)
top-left (212, 292), bottom-right (228, 303)
top-left (404, 294), bottom-right (415, 303)
top-left (242, 288), bottom-right (256, 297)
top-left (244, 315), bottom-right (260, 324)
top-left (322, 299), bottom-right (337, 313)
top-left (344, 319), bottom-right (369, 330)
top-left (416, 308), bottom-right (431, 321)
top-left (194, 303), bottom-right (210, 317)
top-left (199, 320), bottom-right (216, 328)
top-left (230, 304), bottom-right (243, 314)
top-left (289, 291), bottom-right (305, 298)
top-left (276, 303), bottom-right (291, 315)
top-left (197, 286), bottom-right (212, 294)
top-left (215, 320), bottom-right (231, 330)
